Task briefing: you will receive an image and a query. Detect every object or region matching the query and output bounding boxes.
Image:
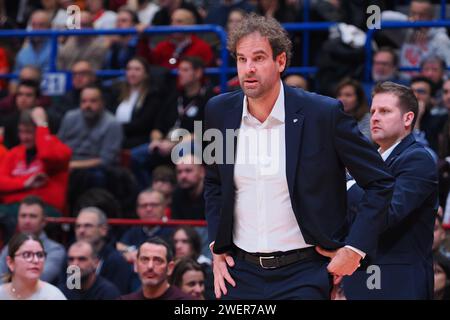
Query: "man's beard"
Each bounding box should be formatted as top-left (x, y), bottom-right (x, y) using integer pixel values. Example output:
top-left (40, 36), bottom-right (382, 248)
top-left (80, 267), bottom-right (96, 285)
top-left (82, 109), bottom-right (101, 126)
top-left (179, 180), bottom-right (196, 192)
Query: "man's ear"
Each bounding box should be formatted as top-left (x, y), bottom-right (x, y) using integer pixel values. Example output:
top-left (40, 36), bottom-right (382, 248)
top-left (40, 215), bottom-right (47, 231)
top-left (195, 69), bottom-right (203, 81)
top-left (167, 260), bottom-right (175, 277)
top-left (404, 111), bottom-right (415, 128)
top-left (199, 165), bottom-right (206, 179)
top-left (92, 257), bottom-right (99, 269)
top-left (276, 52), bottom-right (287, 73)
top-left (99, 224), bottom-right (108, 238)
top-left (134, 259), bottom-right (138, 273)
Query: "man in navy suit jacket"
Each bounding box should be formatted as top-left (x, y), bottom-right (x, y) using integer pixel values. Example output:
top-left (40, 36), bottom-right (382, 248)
top-left (203, 14), bottom-right (394, 300)
top-left (344, 81), bottom-right (438, 299)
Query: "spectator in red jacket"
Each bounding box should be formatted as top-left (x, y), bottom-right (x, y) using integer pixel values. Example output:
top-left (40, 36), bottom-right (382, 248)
top-left (0, 107), bottom-right (72, 214)
top-left (137, 8), bottom-right (213, 69)
top-left (0, 127), bottom-right (7, 163)
top-left (0, 47), bottom-right (9, 94)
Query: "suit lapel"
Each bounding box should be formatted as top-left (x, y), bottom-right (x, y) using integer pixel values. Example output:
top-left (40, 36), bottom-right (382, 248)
top-left (385, 133), bottom-right (416, 167)
top-left (222, 93), bottom-right (244, 181)
top-left (284, 86), bottom-right (305, 197)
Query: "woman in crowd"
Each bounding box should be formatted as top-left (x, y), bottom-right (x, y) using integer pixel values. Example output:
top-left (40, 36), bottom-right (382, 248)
top-left (336, 78), bottom-right (372, 141)
top-left (0, 233), bottom-right (66, 300)
top-left (172, 226), bottom-right (210, 265)
top-left (170, 258), bottom-right (206, 300)
top-left (172, 226), bottom-right (213, 299)
top-left (114, 56), bottom-right (163, 148)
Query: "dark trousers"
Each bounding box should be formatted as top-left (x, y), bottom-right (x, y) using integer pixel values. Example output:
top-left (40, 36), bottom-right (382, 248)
top-left (222, 251), bottom-right (332, 300)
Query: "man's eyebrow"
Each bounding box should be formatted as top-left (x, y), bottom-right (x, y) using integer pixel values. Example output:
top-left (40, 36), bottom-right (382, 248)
top-left (252, 50), bottom-right (269, 56)
top-left (237, 50), bottom-right (270, 56)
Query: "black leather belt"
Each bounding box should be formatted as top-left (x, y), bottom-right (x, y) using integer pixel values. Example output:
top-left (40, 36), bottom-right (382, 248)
top-left (234, 246), bottom-right (318, 269)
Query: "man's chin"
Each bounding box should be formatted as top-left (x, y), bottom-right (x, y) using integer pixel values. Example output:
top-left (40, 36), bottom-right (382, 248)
top-left (371, 134), bottom-right (383, 145)
top-left (179, 184), bottom-right (195, 191)
top-left (243, 88), bottom-right (262, 99)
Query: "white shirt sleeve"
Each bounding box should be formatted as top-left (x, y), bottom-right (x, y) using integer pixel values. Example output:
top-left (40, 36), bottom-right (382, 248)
top-left (345, 245), bottom-right (366, 259)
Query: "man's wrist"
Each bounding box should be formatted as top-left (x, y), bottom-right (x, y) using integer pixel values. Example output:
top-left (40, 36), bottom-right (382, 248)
top-left (344, 245), bottom-right (365, 260)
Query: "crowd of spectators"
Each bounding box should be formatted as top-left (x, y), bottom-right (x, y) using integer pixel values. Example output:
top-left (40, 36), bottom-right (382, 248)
top-left (0, 0), bottom-right (449, 300)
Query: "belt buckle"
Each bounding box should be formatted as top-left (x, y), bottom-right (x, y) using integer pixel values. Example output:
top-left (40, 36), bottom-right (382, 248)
top-left (259, 256), bottom-right (277, 269)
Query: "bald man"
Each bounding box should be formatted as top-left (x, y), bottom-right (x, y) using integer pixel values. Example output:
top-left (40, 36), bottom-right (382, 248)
top-left (14, 10), bottom-right (53, 73)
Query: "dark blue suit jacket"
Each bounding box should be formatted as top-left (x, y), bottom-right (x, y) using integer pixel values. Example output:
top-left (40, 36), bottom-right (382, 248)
top-left (344, 133), bottom-right (438, 299)
top-left (204, 85), bottom-right (394, 258)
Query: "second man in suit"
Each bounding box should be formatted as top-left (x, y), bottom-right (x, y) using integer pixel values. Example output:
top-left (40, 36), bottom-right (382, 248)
top-left (344, 82), bottom-right (438, 299)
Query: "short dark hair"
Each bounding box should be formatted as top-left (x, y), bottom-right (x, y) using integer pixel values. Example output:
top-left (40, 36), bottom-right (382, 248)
top-left (69, 240), bottom-right (98, 259)
top-left (410, 75), bottom-right (436, 96)
top-left (227, 13), bottom-right (292, 69)
top-left (17, 79), bottom-right (40, 97)
top-left (137, 236), bottom-right (174, 262)
top-left (372, 81), bottom-right (419, 130)
top-left (152, 165), bottom-right (176, 185)
top-left (20, 195), bottom-right (46, 214)
top-left (179, 56), bottom-right (205, 70)
top-left (139, 188), bottom-right (166, 206)
top-left (169, 258), bottom-right (205, 288)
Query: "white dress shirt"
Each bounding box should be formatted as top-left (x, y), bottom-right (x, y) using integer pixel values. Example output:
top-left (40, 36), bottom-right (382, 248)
top-left (231, 81), bottom-right (366, 259)
top-left (233, 82), bottom-right (312, 253)
top-left (379, 140), bottom-right (402, 161)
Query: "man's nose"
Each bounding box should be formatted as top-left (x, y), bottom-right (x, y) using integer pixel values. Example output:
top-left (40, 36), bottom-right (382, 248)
top-left (246, 61), bottom-right (256, 72)
top-left (370, 113), bottom-right (378, 123)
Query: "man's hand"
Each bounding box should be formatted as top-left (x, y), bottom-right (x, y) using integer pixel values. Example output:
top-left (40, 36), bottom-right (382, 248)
top-left (148, 140), bottom-right (160, 152)
top-left (155, 140), bottom-right (174, 156)
top-left (31, 107), bottom-right (48, 127)
top-left (24, 173), bottom-right (48, 189)
top-left (69, 159), bottom-right (102, 170)
top-left (136, 23), bottom-right (148, 34)
top-left (211, 243), bottom-right (236, 299)
top-left (316, 246), bottom-right (361, 283)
